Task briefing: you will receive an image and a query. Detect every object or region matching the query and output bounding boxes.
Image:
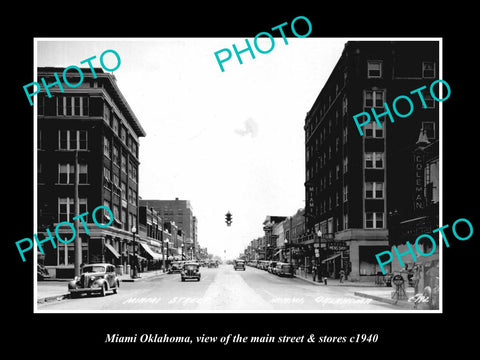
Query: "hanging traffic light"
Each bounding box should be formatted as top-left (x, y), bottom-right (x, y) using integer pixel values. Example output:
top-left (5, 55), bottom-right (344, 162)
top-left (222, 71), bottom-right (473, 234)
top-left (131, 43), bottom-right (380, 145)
top-left (225, 211), bottom-right (232, 226)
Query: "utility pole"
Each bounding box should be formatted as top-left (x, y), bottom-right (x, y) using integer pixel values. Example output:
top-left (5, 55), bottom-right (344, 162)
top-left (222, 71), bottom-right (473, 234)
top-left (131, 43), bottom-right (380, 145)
top-left (74, 149), bottom-right (82, 277)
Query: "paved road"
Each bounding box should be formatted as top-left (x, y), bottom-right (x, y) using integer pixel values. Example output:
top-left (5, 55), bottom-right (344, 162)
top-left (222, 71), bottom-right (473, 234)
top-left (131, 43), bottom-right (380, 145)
top-left (37, 265), bottom-right (397, 311)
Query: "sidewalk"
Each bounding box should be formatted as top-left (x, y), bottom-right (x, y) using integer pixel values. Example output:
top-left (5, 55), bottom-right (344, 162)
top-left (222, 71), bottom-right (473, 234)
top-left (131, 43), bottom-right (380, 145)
top-left (294, 274), bottom-right (417, 309)
top-left (36, 269), bottom-right (168, 303)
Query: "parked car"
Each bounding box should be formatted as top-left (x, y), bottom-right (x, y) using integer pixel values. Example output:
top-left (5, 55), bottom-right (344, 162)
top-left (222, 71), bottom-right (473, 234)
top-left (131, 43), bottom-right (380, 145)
top-left (267, 261), bottom-right (278, 274)
top-left (68, 263), bottom-right (119, 297)
top-left (259, 260), bottom-right (269, 270)
top-left (233, 259), bottom-right (246, 271)
top-left (275, 262), bottom-right (294, 277)
top-left (169, 261), bottom-right (185, 273)
top-left (181, 262), bottom-right (201, 281)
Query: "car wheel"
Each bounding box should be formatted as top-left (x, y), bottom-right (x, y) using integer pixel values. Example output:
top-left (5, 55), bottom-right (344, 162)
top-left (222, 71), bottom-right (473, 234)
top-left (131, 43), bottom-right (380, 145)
top-left (70, 292), bottom-right (78, 299)
top-left (181, 278), bottom-right (185, 282)
top-left (100, 284), bottom-right (107, 297)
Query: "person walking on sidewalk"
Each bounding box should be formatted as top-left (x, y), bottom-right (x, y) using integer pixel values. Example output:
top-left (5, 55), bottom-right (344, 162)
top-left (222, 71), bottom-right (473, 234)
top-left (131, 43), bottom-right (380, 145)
top-left (339, 268), bottom-right (345, 283)
top-left (312, 262), bottom-right (317, 282)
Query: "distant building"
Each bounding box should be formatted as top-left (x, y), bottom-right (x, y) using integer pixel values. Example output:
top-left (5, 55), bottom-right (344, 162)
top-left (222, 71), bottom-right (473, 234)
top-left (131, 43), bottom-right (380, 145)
top-left (139, 198), bottom-right (196, 257)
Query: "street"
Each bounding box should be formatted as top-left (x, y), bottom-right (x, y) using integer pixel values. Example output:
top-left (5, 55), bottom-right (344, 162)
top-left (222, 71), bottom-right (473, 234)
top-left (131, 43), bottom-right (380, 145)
top-left (37, 264), bottom-right (398, 311)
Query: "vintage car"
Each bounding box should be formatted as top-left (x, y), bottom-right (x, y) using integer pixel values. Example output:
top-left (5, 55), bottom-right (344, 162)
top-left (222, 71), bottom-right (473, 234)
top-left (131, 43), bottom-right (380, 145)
top-left (207, 260), bottom-right (218, 268)
top-left (68, 263), bottom-right (119, 297)
top-left (275, 262), bottom-right (294, 277)
top-left (267, 261), bottom-right (278, 274)
top-left (181, 262), bottom-right (201, 281)
top-left (233, 259), bottom-right (246, 271)
top-left (168, 261), bottom-right (185, 274)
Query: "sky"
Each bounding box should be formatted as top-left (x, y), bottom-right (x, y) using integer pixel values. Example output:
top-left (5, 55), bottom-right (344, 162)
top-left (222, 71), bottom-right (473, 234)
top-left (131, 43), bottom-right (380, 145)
top-left (36, 37), bottom-right (347, 260)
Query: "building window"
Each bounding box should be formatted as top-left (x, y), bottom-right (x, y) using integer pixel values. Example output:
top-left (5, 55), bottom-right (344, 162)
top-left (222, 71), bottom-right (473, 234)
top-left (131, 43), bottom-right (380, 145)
top-left (121, 126), bottom-right (127, 144)
top-left (121, 181), bottom-right (127, 200)
top-left (343, 213), bottom-right (349, 230)
top-left (336, 164), bottom-right (340, 180)
top-left (364, 120), bottom-right (384, 138)
top-left (59, 130), bottom-right (88, 150)
top-left (113, 205), bottom-right (120, 221)
top-left (121, 207), bottom-right (128, 230)
top-left (112, 145), bottom-right (119, 166)
top-left (112, 116), bottom-right (119, 135)
top-left (343, 156), bottom-right (348, 173)
top-left (365, 182), bottom-right (384, 199)
top-left (365, 90), bottom-right (385, 108)
top-left (104, 136), bottom-right (111, 158)
top-left (367, 60), bottom-right (382, 78)
top-left (58, 164), bottom-right (88, 184)
top-left (121, 153), bottom-right (127, 173)
top-left (342, 96), bottom-right (348, 116)
top-left (58, 164), bottom-right (74, 184)
top-left (422, 121), bottom-right (436, 140)
top-left (343, 185), bottom-right (348, 202)
top-left (104, 200), bottom-right (111, 222)
top-left (57, 96), bottom-right (89, 116)
top-left (104, 167), bottom-right (111, 189)
top-left (343, 126), bottom-right (348, 144)
top-left (365, 152), bottom-right (384, 169)
top-left (58, 197), bottom-right (87, 223)
top-left (422, 62), bottom-right (435, 78)
top-left (79, 130), bottom-right (88, 150)
top-left (365, 212), bottom-right (384, 229)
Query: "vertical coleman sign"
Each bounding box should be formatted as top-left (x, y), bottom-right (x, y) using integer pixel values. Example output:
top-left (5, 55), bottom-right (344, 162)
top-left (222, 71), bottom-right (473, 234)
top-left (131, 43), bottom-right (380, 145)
top-left (414, 151), bottom-right (425, 210)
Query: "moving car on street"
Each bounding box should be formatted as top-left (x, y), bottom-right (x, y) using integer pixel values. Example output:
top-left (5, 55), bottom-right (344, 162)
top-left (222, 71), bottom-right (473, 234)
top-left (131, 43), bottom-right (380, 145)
top-left (233, 259), bottom-right (246, 271)
top-left (169, 261), bottom-right (185, 274)
top-left (68, 263), bottom-right (120, 297)
top-left (181, 262), bottom-right (201, 281)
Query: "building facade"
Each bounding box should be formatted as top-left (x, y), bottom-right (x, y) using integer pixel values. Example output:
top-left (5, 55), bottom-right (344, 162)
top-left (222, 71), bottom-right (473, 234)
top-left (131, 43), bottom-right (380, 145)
top-left (304, 41), bottom-right (439, 281)
top-left (139, 198), bottom-right (197, 258)
top-left (37, 67), bottom-right (147, 278)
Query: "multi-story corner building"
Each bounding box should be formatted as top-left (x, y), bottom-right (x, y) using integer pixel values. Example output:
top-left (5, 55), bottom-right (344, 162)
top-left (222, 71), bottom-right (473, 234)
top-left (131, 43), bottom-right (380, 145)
top-left (37, 67), bottom-right (146, 278)
top-left (304, 41), bottom-right (439, 281)
top-left (139, 198), bottom-right (196, 257)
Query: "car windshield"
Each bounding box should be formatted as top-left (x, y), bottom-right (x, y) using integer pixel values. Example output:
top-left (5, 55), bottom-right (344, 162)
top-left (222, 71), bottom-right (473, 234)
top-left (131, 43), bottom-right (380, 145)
top-left (82, 265), bottom-right (105, 273)
top-left (184, 264), bottom-right (198, 269)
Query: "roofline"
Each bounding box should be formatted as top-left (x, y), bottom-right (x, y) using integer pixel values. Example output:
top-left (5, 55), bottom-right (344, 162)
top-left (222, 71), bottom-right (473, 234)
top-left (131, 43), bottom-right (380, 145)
top-left (38, 67), bottom-right (147, 138)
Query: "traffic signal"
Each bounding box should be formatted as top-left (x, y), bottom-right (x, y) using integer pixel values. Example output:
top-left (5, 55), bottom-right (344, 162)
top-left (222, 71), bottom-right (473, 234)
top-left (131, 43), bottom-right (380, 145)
top-left (225, 211), bottom-right (232, 226)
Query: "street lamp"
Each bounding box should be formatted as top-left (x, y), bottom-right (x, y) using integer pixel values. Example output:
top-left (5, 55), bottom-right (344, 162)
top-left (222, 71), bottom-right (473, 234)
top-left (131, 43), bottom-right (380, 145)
top-left (284, 239), bottom-right (288, 263)
top-left (181, 243), bottom-right (184, 261)
top-left (131, 226), bottom-right (138, 279)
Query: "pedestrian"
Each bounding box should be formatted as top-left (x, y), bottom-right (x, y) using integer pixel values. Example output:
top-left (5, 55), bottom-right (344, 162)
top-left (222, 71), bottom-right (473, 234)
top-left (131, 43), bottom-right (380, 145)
top-left (412, 264), bottom-right (420, 294)
top-left (339, 268), bottom-right (345, 283)
top-left (312, 262), bottom-right (317, 282)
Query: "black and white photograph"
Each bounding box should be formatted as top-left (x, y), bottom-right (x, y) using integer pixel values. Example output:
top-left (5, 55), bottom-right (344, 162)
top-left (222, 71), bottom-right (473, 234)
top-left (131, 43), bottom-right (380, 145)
top-left (6, 6), bottom-right (478, 353)
top-left (33, 37), bottom-right (443, 313)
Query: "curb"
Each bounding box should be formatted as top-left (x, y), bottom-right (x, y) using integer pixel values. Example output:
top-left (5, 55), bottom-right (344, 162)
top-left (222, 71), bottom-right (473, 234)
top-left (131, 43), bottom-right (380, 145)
top-left (293, 275), bottom-right (382, 288)
top-left (37, 272), bottom-right (168, 303)
top-left (354, 291), bottom-right (415, 309)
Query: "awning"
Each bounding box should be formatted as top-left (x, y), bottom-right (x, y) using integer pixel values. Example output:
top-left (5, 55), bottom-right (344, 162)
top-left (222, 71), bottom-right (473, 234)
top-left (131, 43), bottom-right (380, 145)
top-left (105, 243), bottom-right (120, 259)
top-left (139, 242), bottom-right (163, 260)
top-left (321, 253), bottom-right (341, 263)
